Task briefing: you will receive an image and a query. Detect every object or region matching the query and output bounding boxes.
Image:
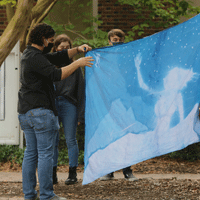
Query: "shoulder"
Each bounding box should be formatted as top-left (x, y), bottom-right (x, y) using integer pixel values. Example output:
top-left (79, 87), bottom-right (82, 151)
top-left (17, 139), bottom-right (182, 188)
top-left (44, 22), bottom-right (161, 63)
top-left (22, 46), bottom-right (45, 62)
top-left (32, 53), bottom-right (51, 64)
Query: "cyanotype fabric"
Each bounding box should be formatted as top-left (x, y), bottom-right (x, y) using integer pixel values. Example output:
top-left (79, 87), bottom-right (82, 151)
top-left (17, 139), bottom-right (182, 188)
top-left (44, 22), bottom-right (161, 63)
top-left (83, 14), bottom-right (200, 185)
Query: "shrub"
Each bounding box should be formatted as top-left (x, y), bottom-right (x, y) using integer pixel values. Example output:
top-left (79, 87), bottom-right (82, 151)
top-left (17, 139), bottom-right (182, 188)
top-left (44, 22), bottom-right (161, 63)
top-left (0, 123), bottom-right (85, 167)
top-left (2, 137), bottom-right (199, 167)
top-left (168, 142), bottom-right (200, 161)
top-left (0, 145), bottom-right (25, 166)
top-left (78, 150), bottom-right (84, 165)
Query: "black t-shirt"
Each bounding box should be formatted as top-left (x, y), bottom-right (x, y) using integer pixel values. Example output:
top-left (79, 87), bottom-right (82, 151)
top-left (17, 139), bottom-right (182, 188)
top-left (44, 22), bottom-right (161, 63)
top-left (17, 46), bottom-right (65, 116)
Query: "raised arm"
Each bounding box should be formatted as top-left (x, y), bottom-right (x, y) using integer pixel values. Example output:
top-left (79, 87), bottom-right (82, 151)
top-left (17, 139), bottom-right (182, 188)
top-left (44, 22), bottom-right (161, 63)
top-left (68, 44), bottom-right (92, 59)
top-left (44, 44), bottom-right (92, 64)
top-left (134, 53), bottom-right (150, 91)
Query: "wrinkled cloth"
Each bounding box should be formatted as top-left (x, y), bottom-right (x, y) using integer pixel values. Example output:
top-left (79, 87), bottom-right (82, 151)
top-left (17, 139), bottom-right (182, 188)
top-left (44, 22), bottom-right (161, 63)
top-left (83, 14), bottom-right (200, 185)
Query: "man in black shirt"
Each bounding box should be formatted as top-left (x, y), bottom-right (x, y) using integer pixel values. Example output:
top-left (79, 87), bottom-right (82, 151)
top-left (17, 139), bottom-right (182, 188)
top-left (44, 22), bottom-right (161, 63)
top-left (18, 23), bottom-right (93, 200)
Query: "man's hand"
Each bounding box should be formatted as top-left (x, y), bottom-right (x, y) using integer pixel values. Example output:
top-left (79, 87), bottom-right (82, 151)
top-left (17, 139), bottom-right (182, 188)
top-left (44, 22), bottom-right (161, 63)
top-left (77, 44), bottom-right (92, 53)
top-left (68, 44), bottom-right (92, 60)
top-left (61, 56), bottom-right (94, 80)
top-left (76, 56), bottom-right (94, 68)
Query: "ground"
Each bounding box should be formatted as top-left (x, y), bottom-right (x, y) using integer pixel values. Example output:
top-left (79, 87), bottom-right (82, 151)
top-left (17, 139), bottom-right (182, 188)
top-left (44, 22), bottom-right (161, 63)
top-left (1, 155), bottom-right (200, 199)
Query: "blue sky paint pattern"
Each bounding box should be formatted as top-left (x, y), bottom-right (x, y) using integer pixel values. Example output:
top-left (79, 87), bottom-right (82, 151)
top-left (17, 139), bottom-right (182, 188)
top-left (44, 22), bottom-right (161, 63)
top-left (83, 14), bottom-right (200, 185)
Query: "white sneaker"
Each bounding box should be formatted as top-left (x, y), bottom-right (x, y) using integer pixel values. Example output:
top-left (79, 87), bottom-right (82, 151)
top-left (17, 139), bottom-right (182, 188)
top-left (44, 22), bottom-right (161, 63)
top-left (124, 172), bottom-right (138, 181)
top-left (50, 195), bottom-right (67, 200)
top-left (100, 173), bottom-right (114, 181)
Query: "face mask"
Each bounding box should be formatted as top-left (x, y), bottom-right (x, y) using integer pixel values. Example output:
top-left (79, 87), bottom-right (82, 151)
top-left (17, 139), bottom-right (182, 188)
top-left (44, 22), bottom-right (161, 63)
top-left (43, 39), bottom-right (54, 54)
top-left (112, 41), bottom-right (124, 46)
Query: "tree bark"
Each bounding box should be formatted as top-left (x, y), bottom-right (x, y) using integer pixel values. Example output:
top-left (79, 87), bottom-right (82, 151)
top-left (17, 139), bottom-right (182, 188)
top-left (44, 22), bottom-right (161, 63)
top-left (0, 0), bottom-right (34, 67)
top-left (0, 0), bottom-right (58, 67)
top-left (6, 3), bottom-right (15, 22)
top-left (31, 0), bottom-right (57, 20)
top-left (24, 0), bottom-right (57, 50)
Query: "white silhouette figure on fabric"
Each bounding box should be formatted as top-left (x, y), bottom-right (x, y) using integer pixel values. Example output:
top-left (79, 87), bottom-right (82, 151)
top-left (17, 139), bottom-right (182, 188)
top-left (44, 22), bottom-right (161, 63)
top-left (134, 53), bottom-right (196, 133)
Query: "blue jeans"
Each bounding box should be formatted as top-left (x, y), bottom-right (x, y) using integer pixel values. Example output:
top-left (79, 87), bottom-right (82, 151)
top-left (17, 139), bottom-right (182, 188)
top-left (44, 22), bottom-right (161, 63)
top-left (53, 96), bottom-right (79, 168)
top-left (18, 108), bottom-right (59, 200)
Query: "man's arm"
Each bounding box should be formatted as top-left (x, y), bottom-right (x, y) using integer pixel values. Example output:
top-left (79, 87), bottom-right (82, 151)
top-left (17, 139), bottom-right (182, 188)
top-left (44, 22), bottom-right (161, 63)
top-left (60, 56), bottom-right (94, 80)
top-left (68, 44), bottom-right (92, 59)
top-left (44, 44), bottom-right (92, 64)
top-left (44, 49), bottom-right (69, 66)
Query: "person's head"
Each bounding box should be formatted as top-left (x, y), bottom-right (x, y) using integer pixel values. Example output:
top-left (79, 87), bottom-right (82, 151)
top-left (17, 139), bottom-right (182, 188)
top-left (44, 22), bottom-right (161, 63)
top-left (52, 34), bottom-right (73, 52)
top-left (28, 23), bottom-right (55, 52)
top-left (108, 29), bottom-right (125, 45)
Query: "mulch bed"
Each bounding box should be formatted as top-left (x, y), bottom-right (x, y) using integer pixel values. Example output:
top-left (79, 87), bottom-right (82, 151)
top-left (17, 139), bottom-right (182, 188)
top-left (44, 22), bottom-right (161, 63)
top-left (1, 155), bottom-right (200, 199)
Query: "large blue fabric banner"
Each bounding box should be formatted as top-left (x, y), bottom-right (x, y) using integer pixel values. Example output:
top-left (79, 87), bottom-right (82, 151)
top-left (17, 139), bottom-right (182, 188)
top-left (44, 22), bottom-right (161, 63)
top-left (83, 14), bottom-right (200, 185)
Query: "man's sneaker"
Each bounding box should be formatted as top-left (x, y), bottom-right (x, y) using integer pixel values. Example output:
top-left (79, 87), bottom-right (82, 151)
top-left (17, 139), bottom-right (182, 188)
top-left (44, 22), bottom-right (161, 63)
top-left (100, 172), bottom-right (114, 181)
top-left (124, 171), bottom-right (138, 181)
top-left (50, 195), bottom-right (67, 200)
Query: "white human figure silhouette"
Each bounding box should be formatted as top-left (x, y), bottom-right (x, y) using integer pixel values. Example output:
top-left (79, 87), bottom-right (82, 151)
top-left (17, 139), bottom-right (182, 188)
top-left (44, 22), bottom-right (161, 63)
top-left (134, 53), bottom-right (196, 133)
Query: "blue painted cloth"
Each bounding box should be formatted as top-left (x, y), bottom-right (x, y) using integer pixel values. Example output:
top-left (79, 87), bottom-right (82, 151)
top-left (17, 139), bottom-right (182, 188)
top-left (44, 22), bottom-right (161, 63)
top-left (83, 14), bottom-right (200, 185)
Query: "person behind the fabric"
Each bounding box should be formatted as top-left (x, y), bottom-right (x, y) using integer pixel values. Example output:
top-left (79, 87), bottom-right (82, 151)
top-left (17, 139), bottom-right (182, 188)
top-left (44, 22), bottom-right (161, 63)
top-left (50, 34), bottom-right (85, 185)
top-left (100, 29), bottom-right (138, 181)
top-left (18, 23), bottom-right (93, 200)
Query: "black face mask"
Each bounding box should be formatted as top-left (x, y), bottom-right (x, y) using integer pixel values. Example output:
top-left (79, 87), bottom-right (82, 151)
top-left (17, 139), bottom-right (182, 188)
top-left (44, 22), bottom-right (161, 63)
top-left (112, 41), bottom-right (124, 46)
top-left (43, 42), bottom-right (54, 54)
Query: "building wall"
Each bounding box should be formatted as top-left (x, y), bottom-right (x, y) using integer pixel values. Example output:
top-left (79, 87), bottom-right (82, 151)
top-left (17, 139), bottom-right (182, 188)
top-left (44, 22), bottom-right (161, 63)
top-left (98, 0), bottom-right (200, 39)
top-left (98, 0), bottom-right (163, 39)
top-left (0, 1), bottom-right (200, 38)
top-left (0, 6), bottom-right (8, 36)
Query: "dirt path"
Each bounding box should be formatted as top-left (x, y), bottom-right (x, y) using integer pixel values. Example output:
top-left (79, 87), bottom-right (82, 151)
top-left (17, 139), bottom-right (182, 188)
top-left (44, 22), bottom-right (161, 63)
top-left (1, 155), bottom-right (200, 199)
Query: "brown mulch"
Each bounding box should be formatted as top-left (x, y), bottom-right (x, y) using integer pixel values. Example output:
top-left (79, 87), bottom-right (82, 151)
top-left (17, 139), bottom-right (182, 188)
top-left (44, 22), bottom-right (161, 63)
top-left (1, 155), bottom-right (200, 199)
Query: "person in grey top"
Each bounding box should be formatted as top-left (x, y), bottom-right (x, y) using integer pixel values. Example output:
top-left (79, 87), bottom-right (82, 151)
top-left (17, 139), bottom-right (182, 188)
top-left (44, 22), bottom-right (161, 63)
top-left (50, 34), bottom-right (85, 185)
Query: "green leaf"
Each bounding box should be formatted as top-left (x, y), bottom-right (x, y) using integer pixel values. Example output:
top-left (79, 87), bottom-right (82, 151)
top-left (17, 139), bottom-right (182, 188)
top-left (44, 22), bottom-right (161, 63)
top-left (140, 23), bottom-right (149, 28)
top-left (81, 27), bottom-right (93, 34)
top-left (62, 7), bottom-right (66, 12)
top-left (63, 0), bottom-right (70, 5)
top-left (138, 31), bottom-right (144, 36)
top-left (132, 25), bottom-right (140, 31)
top-left (0, 0), bottom-right (16, 6)
top-left (87, 1), bottom-right (92, 6)
top-left (78, 4), bottom-right (84, 8)
top-left (179, 1), bottom-right (189, 12)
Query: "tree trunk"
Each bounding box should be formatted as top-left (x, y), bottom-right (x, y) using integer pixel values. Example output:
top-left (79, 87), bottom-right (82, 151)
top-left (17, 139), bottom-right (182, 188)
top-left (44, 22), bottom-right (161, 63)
top-left (23, 0), bottom-right (57, 52)
top-left (0, 0), bottom-right (34, 67)
top-left (0, 0), bottom-right (58, 67)
top-left (6, 3), bottom-right (15, 23)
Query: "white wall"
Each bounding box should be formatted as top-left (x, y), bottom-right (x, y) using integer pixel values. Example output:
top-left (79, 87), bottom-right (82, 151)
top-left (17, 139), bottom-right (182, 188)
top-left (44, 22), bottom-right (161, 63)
top-left (0, 42), bottom-right (22, 147)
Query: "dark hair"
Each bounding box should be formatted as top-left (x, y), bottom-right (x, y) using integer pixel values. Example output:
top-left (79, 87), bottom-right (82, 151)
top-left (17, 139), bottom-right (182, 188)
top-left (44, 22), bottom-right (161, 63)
top-left (108, 29), bottom-right (125, 41)
top-left (28, 23), bottom-right (55, 46)
top-left (52, 34), bottom-right (73, 52)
